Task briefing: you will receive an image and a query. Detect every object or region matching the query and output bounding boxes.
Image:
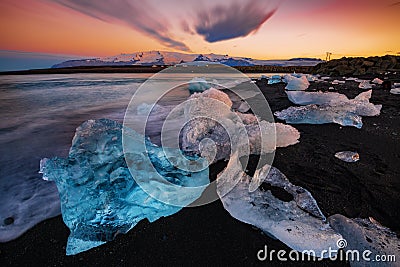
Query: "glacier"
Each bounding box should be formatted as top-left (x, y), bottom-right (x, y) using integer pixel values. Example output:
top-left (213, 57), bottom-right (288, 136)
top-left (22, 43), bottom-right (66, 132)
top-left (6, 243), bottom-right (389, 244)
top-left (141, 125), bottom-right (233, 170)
top-left (276, 90), bottom-right (382, 128)
top-left (217, 153), bottom-right (342, 257)
top-left (40, 119), bottom-right (209, 255)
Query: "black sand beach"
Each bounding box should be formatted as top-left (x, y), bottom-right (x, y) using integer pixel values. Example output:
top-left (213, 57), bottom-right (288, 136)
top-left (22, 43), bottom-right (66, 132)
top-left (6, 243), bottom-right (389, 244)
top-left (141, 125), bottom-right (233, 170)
top-left (1, 74), bottom-right (399, 266)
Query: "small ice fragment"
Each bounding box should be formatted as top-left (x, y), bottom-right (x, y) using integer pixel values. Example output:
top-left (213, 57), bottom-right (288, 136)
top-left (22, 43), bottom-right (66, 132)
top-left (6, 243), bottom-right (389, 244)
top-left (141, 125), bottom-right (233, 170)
top-left (305, 74), bottom-right (318, 82)
top-left (371, 78), bottom-right (383, 85)
top-left (328, 214), bottom-right (400, 267)
top-left (390, 88), bottom-right (400, 95)
top-left (188, 77), bottom-right (211, 94)
top-left (358, 80), bottom-right (372, 90)
top-left (334, 151), bottom-right (359, 162)
top-left (285, 75), bottom-right (310, 91)
top-left (331, 80), bottom-right (344, 85)
top-left (258, 74), bottom-right (268, 80)
top-left (267, 75), bottom-right (281, 84)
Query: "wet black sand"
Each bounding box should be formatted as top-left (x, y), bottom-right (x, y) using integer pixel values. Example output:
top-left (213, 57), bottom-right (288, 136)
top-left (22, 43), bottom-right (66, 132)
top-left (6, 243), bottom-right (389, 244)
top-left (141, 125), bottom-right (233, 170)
top-left (1, 74), bottom-right (399, 266)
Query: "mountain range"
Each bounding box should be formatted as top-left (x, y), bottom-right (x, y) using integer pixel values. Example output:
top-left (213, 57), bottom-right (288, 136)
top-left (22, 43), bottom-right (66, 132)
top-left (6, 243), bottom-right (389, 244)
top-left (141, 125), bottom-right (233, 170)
top-left (52, 51), bottom-right (323, 68)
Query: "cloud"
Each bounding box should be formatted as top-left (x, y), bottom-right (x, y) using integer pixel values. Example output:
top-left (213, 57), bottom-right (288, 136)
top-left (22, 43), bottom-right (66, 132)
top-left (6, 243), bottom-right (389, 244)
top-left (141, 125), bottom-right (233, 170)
top-left (190, 1), bottom-right (277, 42)
top-left (181, 20), bottom-right (195, 35)
top-left (388, 1), bottom-right (400, 7)
top-left (52, 0), bottom-right (190, 51)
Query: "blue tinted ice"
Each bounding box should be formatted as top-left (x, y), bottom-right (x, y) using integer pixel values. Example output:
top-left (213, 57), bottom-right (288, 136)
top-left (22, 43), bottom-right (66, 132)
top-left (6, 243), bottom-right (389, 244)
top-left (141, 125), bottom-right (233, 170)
top-left (40, 119), bottom-right (209, 255)
top-left (275, 104), bottom-right (364, 128)
top-left (276, 90), bottom-right (382, 128)
top-left (268, 75), bottom-right (282, 84)
top-left (188, 77), bottom-right (211, 94)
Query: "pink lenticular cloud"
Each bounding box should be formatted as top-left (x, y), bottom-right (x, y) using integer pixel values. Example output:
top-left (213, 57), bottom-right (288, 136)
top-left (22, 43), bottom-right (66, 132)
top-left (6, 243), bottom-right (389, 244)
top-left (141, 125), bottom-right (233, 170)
top-left (192, 1), bottom-right (278, 42)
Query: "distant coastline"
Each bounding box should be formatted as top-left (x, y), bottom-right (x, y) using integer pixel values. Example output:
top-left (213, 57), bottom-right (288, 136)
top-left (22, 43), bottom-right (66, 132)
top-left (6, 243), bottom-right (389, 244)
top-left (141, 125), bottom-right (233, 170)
top-left (0, 65), bottom-right (314, 75)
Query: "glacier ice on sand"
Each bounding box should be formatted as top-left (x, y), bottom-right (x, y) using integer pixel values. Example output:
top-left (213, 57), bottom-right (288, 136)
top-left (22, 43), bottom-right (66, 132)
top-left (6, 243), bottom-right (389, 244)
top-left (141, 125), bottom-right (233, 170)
top-left (329, 214), bottom-right (400, 267)
top-left (275, 104), bottom-right (364, 128)
top-left (217, 153), bottom-right (342, 257)
top-left (358, 80), bottom-right (373, 90)
top-left (277, 90), bottom-right (382, 128)
top-left (179, 89), bottom-right (300, 162)
top-left (40, 119), bottom-right (209, 255)
top-left (286, 91), bottom-right (349, 105)
top-left (283, 74), bottom-right (310, 91)
top-left (188, 77), bottom-right (211, 94)
top-left (267, 75), bottom-right (282, 84)
top-left (371, 78), bottom-right (383, 85)
top-left (334, 151), bottom-right (359, 162)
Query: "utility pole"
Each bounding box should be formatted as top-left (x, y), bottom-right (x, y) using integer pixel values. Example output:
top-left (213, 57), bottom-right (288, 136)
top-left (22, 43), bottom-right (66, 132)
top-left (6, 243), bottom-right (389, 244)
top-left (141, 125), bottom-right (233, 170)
top-left (325, 52), bottom-right (332, 61)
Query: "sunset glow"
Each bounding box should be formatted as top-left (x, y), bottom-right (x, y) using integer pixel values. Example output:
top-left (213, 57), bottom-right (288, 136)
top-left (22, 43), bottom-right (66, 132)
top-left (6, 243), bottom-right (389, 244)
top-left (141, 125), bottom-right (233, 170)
top-left (1, 0), bottom-right (399, 61)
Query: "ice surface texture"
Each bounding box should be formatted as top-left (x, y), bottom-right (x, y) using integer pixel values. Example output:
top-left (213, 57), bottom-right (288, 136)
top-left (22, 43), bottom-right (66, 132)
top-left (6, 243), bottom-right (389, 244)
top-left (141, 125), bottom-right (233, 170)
top-left (217, 153), bottom-right (342, 257)
top-left (276, 90), bottom-right (382, 128)
top-left (286, 91), bottom-right (349, 105)
top-left (371, 78), bottom-right (383, 85)
top-left (188, 77), bottom-right (211, 94)
top-left (40, 119), bottom-right (209, 255)
top-left (284, 74), bottom-right (310, 91)
top-left (358, 80), bottom-right (373, 90)
top-left (180, 89), bottom-right (300, 162)
top-left (329, 214), bottom-right (400, 267)
top-left (268, 75), bottom-right (282, 84)
top-left (335, 151), bottom-right (360, 162)
top-left (390, 88), bottom-right (400, 95)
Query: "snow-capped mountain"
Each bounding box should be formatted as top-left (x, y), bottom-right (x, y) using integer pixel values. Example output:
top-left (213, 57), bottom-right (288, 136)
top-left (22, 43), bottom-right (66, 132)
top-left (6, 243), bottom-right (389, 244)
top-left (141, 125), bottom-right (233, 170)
top-left (52, 51), bottom-right (322, 68)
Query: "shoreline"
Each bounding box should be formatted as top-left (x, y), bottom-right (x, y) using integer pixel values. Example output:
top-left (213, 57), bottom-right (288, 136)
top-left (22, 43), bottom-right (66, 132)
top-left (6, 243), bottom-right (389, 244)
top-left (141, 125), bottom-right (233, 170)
top-left (1, 73), bottom-right (399, 265)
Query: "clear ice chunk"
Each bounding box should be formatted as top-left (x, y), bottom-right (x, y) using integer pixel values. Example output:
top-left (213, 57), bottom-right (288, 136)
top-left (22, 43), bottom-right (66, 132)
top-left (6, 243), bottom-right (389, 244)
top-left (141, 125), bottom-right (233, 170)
top-left (180, 89), bottom-right (300, 162)
top-left (276, 90), bottom-right (382, 128)
top-left (371, 78), bottom-right (383, 85)
top-left (328, 214), bottom-right (400, 267)
top-left (268, 75), bottom-right (282, 84)
top-left (275, 104), bottom-right (364, 128)
top-left (358, 80), bottom-right (373, 90)
top-left (334, 151), bottom-right (359, 162)
top-left (217, 153), bottom-right (342, 257)
top-left (284, 75), bottom-right (310, 91)
top-left (390, 88), bottom-right (400, 95)
top-left (40, 119), bottom-right (209, 255)
top-left (286, 91), bottom-right (349, 105)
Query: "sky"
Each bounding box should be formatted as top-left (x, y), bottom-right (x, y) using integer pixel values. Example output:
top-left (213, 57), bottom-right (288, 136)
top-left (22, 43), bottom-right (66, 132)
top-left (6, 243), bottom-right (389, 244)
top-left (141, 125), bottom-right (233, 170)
top-left (0, 0), bottom-right (399, 70)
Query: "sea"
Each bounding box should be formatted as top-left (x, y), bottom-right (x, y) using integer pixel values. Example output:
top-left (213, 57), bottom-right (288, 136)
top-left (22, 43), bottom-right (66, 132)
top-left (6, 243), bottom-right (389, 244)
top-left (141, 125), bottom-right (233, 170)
top-left (0, 72), bottom-right (273, 242)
